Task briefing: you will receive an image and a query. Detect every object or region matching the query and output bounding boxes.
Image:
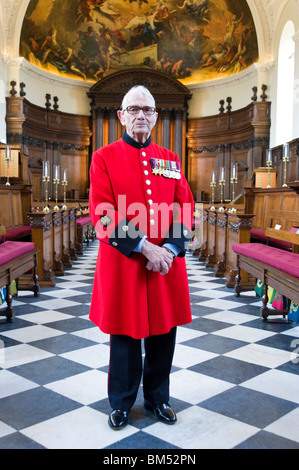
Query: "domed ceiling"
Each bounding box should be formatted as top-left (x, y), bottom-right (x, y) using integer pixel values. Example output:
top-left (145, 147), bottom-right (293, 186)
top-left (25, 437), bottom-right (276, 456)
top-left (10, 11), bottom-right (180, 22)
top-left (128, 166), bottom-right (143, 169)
top-left (19, 0), bottom-right (259, 85)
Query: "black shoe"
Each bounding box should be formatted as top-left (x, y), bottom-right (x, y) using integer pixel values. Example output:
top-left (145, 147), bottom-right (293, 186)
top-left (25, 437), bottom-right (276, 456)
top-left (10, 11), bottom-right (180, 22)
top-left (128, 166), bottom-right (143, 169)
top-left (144, 400), bottom-right (177, 424)
top-left (108, 410), bottom-right (129, 430)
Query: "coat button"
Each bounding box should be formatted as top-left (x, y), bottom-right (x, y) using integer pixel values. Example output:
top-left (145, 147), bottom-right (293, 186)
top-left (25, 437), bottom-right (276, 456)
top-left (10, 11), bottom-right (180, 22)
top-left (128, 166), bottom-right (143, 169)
top-left (145, 180), bottom-right (151, 185)
top-left (183, 230), bottom-right (188, 236)
top-left (150, 220), bottom-right (155, 225)
top-left (149, 209), bottom-right (154, 215)
top-left (142, 151), bottom-right (147, 157)
top-left (147, 189), bottom-right (152, 195)
top-left (112, 242), bottom-right (118, 246)
top-left (148, 200), bottom-right (153, 205)
top-left (144, 170), bottom-right (149, 175)
top-left (122, 225), bottom-right (129, 232)
top-left (142, 161), bottom-right (148, 166)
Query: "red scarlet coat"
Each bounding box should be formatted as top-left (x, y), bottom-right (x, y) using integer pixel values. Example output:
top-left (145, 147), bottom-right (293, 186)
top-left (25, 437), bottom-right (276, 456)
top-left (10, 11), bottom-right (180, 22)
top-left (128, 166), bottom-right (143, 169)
top-left (89, 133), bottom-right (194, 339)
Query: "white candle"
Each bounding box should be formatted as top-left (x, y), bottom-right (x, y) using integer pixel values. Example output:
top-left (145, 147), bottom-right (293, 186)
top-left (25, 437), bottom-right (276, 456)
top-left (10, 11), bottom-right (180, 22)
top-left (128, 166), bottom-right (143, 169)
top-left (266, 149), bottom-right (272, 163)
top-left (5, 146), bottom-right (11, 161)
top-left (211, 171), bottom-right (215, 183)
top-left (62, 169), bottom-right (67, 182)
top-left (221, 167), bottom-right (225, 181)
top-left (43, 160), bottom-right (49, 177)
top-left (54, 165), bottom-right (60, 180)
top-left (283, 143), bottom-right (289, 159)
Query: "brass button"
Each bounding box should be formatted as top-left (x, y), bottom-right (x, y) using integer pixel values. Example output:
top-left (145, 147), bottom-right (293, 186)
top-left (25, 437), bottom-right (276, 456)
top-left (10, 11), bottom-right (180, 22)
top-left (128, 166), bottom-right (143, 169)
top-left (183, 230), bottom-right (188, 236)
top-left (122, 225), bottom-right (129, 232)
top-left (112, 241), bottom-right (118, 246)
top-left (145, 180), bottom-right (151, 186)
top-left (149, 209), bottom-right (154, 215)
top-left (147, 189), bottom-right (152, 195)
top-left (142, 161), bottom-right (148, 166)
top-left (144, 170), bottom-right (149, 175)
top-left (148, 200), bottom-right (153, 205)
top-left (142, 151), bottom-right (146, 157)
top-left (150, 220), bottom-right (155, 225)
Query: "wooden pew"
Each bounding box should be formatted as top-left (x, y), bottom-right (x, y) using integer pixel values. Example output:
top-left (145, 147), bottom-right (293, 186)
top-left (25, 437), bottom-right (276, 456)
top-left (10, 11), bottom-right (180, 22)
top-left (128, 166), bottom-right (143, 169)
top-left (0, 225), bottom-right (39, 322)
top-left (0, 185), bottom-right (32, 241)
top-left (233, 210), bottom-right (299, 322)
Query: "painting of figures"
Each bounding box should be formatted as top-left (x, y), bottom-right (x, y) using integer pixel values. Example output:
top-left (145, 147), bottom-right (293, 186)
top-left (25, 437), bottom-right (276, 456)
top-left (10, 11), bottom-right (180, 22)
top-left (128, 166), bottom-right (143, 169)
top-left (19, 0), bottom-right (259, 84)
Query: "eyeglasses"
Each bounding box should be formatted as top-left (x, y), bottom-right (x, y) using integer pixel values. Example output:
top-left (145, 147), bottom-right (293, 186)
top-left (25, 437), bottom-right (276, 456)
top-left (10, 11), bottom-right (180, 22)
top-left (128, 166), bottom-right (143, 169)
top-left (122, 106), bottom-right (156, 116)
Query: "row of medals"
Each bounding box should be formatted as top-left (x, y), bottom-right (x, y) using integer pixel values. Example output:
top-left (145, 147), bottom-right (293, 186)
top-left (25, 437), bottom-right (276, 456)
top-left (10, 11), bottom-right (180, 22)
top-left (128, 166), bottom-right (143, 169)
top-left (151, 160), bottom-right (181, 180)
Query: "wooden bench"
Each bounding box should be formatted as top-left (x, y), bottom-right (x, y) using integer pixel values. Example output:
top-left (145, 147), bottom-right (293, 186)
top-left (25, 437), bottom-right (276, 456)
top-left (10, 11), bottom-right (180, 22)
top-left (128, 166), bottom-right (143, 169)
top-left (0, 185), bottom-right (32, 241)
top-left (232, 210), bottom-right (299, 322)
top-left (0, 225), bottom-right (39, 322)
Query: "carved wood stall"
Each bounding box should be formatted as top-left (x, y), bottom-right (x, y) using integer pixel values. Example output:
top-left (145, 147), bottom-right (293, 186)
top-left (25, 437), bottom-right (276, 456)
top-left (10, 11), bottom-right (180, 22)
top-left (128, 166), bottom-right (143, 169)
top-left (5, 84), bottom-right (92, 202)
top-left (27, 208), bottom-right (78, 287)
top-left (186, 91), bottom-right (271, 202)
top-left (87, 68), bottom-right (192, 175)
top-left (0, 184), bottom-right (32, 241)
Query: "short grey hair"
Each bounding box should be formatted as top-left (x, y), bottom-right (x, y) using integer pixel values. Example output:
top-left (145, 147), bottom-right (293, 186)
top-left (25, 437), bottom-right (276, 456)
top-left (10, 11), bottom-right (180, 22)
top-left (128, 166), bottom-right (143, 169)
top-left (121, 85), bottom-right (156, 110)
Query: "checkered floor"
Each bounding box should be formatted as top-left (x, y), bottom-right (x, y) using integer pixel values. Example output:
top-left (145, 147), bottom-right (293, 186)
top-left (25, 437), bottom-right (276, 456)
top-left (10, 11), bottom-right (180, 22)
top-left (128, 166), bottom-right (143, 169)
top-left (0, 240), bottom-right (299, 449)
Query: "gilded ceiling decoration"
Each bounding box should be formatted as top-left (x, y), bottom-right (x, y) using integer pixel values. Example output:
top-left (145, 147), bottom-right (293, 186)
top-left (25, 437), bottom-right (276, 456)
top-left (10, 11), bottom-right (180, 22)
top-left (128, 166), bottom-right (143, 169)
top-left (19, 0), bottom-right (259, 84)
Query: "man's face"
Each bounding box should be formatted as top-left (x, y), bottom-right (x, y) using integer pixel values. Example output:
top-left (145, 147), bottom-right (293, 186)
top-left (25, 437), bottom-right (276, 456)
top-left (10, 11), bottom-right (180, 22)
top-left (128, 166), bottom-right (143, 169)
top-left (117, 91), bottom-right (158, 144)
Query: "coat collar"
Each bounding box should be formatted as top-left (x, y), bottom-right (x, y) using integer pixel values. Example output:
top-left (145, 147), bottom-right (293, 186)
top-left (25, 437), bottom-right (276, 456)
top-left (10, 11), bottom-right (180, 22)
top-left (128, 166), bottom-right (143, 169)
top-left (122, 131), bottom-right (152, 149)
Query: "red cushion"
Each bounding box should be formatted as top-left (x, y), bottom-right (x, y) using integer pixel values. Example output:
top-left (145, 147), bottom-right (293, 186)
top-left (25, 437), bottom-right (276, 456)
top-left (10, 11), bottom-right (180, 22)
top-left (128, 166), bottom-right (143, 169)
top-left (0, 241), bottom-right (35, 266)
top-left (76, 216), bottom-right (92, 226)
top-left (250, 228), bottom-right (291, 249)
top-left (232, 243), bottom-right (299, 278)
top-left (5, 226), bottom-right (32, 240)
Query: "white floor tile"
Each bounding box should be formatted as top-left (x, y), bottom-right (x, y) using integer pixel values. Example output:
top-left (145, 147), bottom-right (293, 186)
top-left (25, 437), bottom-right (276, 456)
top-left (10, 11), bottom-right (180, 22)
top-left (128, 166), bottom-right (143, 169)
top-left (176, 326), bottom-right (206, 343)
top-left (204, 311), bottom-right (257, 325)
top-left (45, 370), bottom-right (107, 405)
top-left (61, 343), bottom-right (110, 368)
top-left (0, 370), bottom-right (38, 399)
top-left (0, 325), bottom-right (64, 343)
top-left (32, 299), bottom-right (81, 310)
top-left (1, 344), bottom-right (53, 369)
top-left (18, 310), bottom-right (74, 325)
top-left (172, 344), bottom-right (216, 368)
top-left (21, 407), bottom-right (138, 449)
top-left (214, 325), bottom-right (275, 343)
top-left (265, 408), bottom-right (299, 443)
top-left (145, 406), bottom-right (258, 449)
top-left (241, 369), bottom-right (299, 404)
top-left (225, 343), bottom-right (291, 368)
top-left (71, 327), bottom-right (109, 344)
top-left (0, 420), bottom-right (15, 439)
top-left (196, 299), bottom-right (247, 309)
top-left (170, 369), bottom-right (233, 405)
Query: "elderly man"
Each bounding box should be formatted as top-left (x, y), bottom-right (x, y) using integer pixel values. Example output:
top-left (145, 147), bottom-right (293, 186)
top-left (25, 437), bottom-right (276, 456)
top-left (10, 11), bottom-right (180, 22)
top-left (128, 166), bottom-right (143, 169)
top-left (89, 85), bottom-right (194, 430)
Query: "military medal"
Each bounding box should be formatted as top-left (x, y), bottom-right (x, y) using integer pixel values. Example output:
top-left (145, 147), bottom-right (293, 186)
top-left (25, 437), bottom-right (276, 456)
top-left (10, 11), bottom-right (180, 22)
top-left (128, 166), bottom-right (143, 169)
top-left (150, 158), bottom-right (181, 179)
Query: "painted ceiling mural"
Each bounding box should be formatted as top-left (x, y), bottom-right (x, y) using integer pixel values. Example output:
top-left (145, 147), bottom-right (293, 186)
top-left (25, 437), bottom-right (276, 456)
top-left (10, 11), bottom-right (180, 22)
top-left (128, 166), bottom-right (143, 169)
top-left (19, 0), bottom-right (259, 85)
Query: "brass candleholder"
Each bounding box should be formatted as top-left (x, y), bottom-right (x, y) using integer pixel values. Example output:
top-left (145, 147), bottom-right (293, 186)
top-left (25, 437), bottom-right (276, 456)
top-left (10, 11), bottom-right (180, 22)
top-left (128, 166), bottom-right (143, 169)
top-left (230, 163), bottom-right (238, 203)
top-left (5, 146), bottom-right (11, 186)
top-left (219, 166), bottom-right (226, 206)
top-left (61, 169), bottom-right (68, 210)
top-left (282, 144), bottom-right (289, 187)
top-left (53, 165), bottom-right (60, 211)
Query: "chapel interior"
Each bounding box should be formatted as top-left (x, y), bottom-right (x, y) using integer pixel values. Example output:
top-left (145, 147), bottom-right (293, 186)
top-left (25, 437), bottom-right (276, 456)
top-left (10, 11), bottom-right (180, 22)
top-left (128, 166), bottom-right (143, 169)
top-left (0, 0), bottom-right (299, 451)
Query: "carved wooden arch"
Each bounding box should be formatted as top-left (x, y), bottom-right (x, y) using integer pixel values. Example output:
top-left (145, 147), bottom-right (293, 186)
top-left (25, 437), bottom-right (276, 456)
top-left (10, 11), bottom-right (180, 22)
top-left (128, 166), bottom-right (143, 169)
top-left (87, 68), bottom-right (192, 173)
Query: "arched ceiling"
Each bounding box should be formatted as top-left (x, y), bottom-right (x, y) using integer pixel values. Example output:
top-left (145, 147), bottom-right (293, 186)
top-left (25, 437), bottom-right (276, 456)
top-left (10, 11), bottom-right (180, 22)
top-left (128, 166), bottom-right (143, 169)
top-left (1, 0), bottom-right (299, 83)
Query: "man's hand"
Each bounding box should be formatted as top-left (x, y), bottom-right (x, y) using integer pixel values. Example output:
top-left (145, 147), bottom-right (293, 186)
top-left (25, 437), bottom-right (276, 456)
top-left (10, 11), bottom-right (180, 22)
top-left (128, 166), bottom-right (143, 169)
top-left (141, 239), bottom-right (174, 275)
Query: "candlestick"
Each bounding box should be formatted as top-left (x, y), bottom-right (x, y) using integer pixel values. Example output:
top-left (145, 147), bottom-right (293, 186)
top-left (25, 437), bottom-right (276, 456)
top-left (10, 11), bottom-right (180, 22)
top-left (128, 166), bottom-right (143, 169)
top-left (282, 143), bottom-right (289, 187)
top-left (43, 161), bottom-right (50, 213)
top-left (61, 168), bottom-right (68, 210)
top-left (210, 171), bottom-right (216, 205)
top-left (53, 164), bottom-right (60, 211)
top-left (266, 149), bottom-right (272, 188)
top-left (5, 145), bottom-right (11, 186)
top-left (219, 167), bottom-right (226, 206)
top-left (230, 163), bottom-right (238, 203)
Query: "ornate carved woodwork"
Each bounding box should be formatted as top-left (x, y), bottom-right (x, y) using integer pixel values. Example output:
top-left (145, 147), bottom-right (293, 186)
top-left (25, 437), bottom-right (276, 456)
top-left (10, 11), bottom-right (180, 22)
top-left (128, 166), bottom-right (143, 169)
top-left (186, 101), bottom-right (272, 202)
top-left (87, 68), bottom-right (192, 174)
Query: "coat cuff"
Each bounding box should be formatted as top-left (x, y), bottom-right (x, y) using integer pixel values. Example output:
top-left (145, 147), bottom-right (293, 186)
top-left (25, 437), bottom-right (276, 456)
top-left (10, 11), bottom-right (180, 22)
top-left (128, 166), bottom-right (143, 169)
top-left (164, 222), bottom-right (192, 257)
top-left (109, 217), bottom-right (146, 257)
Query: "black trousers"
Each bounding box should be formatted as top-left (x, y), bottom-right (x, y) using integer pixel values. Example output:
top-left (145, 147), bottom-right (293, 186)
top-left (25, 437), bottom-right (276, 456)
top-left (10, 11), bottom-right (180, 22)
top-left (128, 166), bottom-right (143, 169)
top-left (108, 327), bottom-right (177, 411)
